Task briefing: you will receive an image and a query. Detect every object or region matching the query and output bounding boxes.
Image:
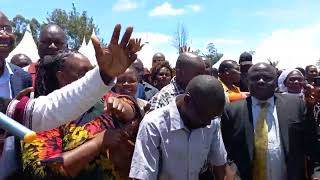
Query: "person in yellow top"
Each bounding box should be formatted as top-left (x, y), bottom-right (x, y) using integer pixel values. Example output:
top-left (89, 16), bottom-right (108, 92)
top-left (218, 60), bottom-right (248, 102)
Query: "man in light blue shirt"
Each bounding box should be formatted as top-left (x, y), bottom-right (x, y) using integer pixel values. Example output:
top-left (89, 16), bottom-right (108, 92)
top-left (130, 75), bottom-right (228, 180)
top-left (0, 12), bottom-right (32, 99)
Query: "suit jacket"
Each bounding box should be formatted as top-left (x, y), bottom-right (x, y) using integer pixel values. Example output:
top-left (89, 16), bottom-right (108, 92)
top-left (8, 63), bottom-right (32, 97)
top-left (221, 93), bottom-right (320, 180)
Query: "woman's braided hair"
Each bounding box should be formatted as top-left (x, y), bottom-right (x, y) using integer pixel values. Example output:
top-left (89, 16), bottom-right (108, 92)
top-left (34, 49), bottom-right (78, 98)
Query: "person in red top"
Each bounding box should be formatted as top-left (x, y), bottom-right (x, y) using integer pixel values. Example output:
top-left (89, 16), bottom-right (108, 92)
top-left (27, 24), bottom-right (67, 87)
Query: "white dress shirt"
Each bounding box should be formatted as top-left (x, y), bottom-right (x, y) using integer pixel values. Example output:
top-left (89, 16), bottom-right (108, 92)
top-left (0, 62), bottom-right (13, 98)
top-left (251, 96), bottom-right (287, 180)
top-left (7, 67), bottom-right (115, 132)
top-left (130, 97), bottom-right (227, 180)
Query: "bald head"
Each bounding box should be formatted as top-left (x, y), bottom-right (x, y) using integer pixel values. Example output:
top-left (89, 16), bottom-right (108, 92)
top-left (38, 24), bottom-right (67, 58)
top-left (247, 63), bottom-right (277, 100)
top-left (152, 52), bottom-right (165, 66)
top-left (180, 75), bottom-right (225, 129)
top-left (40, 24), bottom-right (65, 38)
top-left (11, 54), bottom-right (32, 68)
top-left (186, 75), bottom-right (225, 106)
top-left (0, 12), bottom-right (9, 22)
top-left (248, 63), bottom-right (277, 76)
top-left (176, 53), bottom-right (204, 68)
top-left (175, 53), bottom-right (205, 89)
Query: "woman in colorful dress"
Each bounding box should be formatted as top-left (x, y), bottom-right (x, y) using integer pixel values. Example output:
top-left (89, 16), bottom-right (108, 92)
top-left (12, 50), bottom-right (143, 180)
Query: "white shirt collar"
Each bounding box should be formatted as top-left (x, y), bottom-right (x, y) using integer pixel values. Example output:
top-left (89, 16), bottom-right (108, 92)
top-left (5, 62), bottom-right (13, 76)
top-left (251, 96), bottom-right (275, 108)
top-left (169, 95), bottom-right (186, 131)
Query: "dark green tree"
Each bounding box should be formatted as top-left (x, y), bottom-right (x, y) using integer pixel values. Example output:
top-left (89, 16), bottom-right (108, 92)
top-left (267, 57), bottom-right (280, 68)
top-left (195, 43), bottom-right (223, 65)
top-left (46, 3), bottom-right (100, 49)
top-left (11, 15), bottom-right (41, 45)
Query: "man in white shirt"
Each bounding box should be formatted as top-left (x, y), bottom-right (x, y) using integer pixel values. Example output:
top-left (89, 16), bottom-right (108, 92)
top-left (130, 75), bottom-right (228, 180)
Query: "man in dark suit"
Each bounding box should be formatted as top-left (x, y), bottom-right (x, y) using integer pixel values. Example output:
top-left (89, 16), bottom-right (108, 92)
top-left (0, 11), bottom-right (31, 98)
top-left (221, 63), bottom-right (320, 180)
top-left (0, 10), bottom-right (32, 153)
top-left (8, 63), bottom-right (32, 97)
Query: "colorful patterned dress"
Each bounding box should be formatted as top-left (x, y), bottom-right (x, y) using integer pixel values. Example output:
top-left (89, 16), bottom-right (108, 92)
top-left (20, 96), bottom-right (139, 180)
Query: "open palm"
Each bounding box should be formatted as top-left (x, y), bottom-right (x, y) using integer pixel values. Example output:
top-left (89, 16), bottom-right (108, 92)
top-left (92, 24), bottom-right (143, 78)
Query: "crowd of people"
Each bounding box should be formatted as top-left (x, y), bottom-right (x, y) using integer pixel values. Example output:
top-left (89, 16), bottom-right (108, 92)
top-left (0, 10), bottom-right (320, 180)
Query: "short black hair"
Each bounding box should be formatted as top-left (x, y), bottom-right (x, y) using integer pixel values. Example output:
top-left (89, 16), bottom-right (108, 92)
top-left (150, 61), bottom-right (173, 82)
top-left (305, 65), bottom-right (317, 73)
top-left (218, 60), bottom-right (237, 73)
top-left (295, 67), bottom-right (305, 76)
top-left (186, 75), bottom-right (225, 107)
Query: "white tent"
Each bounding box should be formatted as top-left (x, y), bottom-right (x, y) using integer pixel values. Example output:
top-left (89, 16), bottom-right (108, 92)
top-left (78, 36), bottom-right (87, 55)
top-left (79, 30), bottom-right (97, 66)
top-left (7, 24), bottom-right (39, 63)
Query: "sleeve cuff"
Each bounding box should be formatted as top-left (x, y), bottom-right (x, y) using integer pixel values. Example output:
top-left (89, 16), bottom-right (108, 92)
top-left (95, 67), bottom-right (117, 89)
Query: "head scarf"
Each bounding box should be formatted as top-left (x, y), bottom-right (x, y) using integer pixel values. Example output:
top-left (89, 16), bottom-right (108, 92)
top-left (278, 69), bottom-right (295, 93)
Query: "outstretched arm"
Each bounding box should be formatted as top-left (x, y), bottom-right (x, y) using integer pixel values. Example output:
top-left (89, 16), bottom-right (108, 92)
top-left (29, 24), bottom-right (142, 131)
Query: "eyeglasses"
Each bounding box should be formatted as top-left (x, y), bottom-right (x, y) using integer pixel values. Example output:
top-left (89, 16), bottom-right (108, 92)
top-left (0, 26), bottom-right (14, 34)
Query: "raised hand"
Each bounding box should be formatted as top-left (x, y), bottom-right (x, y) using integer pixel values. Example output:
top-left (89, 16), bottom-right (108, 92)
top-left (91, 24), bottom-right (143, 83)
top-left (130, 38), bottom-right (144, 53)
top-left (179, 46), bottom-right (192, 54)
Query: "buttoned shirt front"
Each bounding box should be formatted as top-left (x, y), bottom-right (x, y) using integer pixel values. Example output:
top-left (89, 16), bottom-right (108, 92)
top-left (251, 96), bottom-right (287, 180)
top-left (130, 97), bottom-right (227, 180)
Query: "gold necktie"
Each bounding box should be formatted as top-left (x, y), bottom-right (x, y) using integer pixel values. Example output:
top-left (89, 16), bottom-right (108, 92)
top-left (253, 102), bottom-right (269, 180)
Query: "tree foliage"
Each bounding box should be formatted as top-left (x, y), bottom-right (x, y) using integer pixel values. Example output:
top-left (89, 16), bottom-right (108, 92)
top-left (10, 3), bottom-right (101, 49)
top-left (267, 57), bottom-right (280, 68)
top-left (172, 23), bottom-right (188, 53)
top-left (46, 3), bottom-right (100, 49)
top-left (11, 15), bottom-right (41, 45)
top-left (195, 43), bottom-right (223, 65)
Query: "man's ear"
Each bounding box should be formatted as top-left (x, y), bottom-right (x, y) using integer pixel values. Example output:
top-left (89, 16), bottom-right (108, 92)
top-left (184, 93), bottom-right (191, 103)
top-left (153, 80), bottom-right (158, 86)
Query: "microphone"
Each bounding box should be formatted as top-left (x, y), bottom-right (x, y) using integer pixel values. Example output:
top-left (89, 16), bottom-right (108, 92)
top-left (0, 112), bottom-right (36, 143)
